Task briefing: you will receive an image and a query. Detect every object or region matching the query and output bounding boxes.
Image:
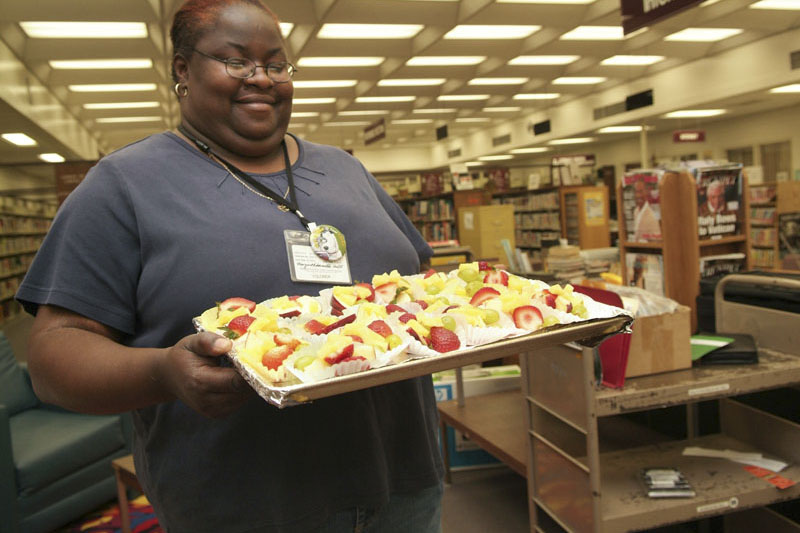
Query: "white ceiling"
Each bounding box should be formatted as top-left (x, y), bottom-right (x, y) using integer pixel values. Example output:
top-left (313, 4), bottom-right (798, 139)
top-left (1, 0), bottom-right (800, 176)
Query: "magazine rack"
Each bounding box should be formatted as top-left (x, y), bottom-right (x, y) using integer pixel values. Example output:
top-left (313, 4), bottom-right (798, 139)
top-left (617, 169), bottom-right (751, 331)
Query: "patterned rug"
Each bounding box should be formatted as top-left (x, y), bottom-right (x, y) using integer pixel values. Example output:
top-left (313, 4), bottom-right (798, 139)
top-left (57, 495), bottom-right (163, 533)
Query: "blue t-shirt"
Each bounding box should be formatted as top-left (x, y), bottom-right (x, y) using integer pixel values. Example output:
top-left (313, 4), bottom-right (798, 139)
top-left (17, 132), bottom-right (442, 532)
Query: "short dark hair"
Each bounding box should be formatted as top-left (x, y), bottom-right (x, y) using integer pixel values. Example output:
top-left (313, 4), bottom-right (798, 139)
top-left (170, 0), bottom-right (282, 83)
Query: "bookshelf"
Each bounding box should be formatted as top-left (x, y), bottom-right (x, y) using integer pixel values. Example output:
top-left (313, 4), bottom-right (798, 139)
top-left (493, 187), bottom-right (561, 266)
top-left (748, 184), bottom-right (777, 269)
top-left (398, 193), bottom-right (456, 243)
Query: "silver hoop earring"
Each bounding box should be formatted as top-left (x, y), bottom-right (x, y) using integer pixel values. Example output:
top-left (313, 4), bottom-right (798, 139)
top-left (174, 83), bottom-right (188, 97)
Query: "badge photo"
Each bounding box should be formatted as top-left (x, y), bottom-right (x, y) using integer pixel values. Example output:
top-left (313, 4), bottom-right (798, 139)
top-left (310, 225), bottom-right (347, 262)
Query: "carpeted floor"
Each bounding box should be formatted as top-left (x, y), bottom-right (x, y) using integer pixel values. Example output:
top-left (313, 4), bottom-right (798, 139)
top-left (56, 495), bottom-right (163, 533)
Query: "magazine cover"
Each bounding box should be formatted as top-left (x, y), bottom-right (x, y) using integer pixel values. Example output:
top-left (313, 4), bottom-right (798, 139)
top-left (621, 170), bottom-right (663, 242)
top-left (695, 164), bottom-right (743, 239)
top-left (626, 252), bottom-right (664, 296)
top-left (779, 212), bottom-right (800, 261)
top-left (699, 253), bottom-right (746, 279)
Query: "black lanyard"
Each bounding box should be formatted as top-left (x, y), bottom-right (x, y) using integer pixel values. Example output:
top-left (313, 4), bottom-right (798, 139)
top-left (177, 125), bottom-right (313, 231)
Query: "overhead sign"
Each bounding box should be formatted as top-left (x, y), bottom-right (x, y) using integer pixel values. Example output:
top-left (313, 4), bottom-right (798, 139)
top-left (673, 130), bottom-right (706, 143)
top-left (620, 0), bottom-right (704, 35)
top-left (363, 118), bottom-right (386, 145)
top-left (55, 161), bottom-right (96, 205)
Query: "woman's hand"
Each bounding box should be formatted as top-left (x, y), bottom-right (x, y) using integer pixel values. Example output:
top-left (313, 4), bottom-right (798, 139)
top-left (158, 332), bottom-right (253, 418)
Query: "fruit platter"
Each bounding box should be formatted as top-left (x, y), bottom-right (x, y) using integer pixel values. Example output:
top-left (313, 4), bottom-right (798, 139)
top-left (194, 262), bottom-right (632, 407)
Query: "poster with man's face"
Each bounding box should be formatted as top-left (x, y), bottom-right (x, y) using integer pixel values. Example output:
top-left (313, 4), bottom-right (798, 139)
top-left (696, 166), bottom-right (742, 238)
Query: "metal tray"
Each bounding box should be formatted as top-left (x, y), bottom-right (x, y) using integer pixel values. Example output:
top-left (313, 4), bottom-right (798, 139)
top-left (230, 314), bottom-right (632, 408)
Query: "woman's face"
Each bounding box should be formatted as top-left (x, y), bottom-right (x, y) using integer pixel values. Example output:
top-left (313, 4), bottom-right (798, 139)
top-left (175, 3), bottom-right (293, 157)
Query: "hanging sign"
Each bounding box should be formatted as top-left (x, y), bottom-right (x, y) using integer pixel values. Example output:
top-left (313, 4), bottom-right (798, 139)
top-left (673, 130), bottom-right (706, 143)
top-left (363, 118), bottom-right (386, 145)
top-left (621, 0), bottom-right (704, 35)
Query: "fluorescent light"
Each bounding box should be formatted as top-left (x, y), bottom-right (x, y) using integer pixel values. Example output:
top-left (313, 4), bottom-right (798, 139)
top-left (665, 28), bottom-right (742, 42)
top-left (291, 112), bottom-right (320, 118)
top-left (83, 101), bottom-right (159, 110)
top-left (455, 117), bottom-right (491, 123)
top-left (664, 109), bottom-right (726, 118)
top-left (444, 25), bottom-right (541, 39)
top-left (279, 23), bottom-right (294, 37)
top-left (750, 0), bottom-right (800, 9)
top-left (338, 110), bottom-right (389, 116)
top-left (509, 55), bottom-right (579, 65)
top-left (598, 125), bottom-right (643, 133)
top-left (294, 97), bottom-right (337, 104)
top-left (406, 56), bottom-right (486, 66)
top-left (298, 57), bottom-right (385, 67)
top-left (69, 83), bottom-right (157, 92)
top-left (318, 24), bottom-right (423, 39)
top-left (468, 77), bottom-right (528, 85)
top-left (293, 80), bottom-right (357, 88)
top-left (355, 96), bottom-right (415, 103)
top-left (498, 0), bottom-right (593, 3)
top-left (510, 147), bottom-right (549, 154)
top-left (601, 55), bottom-right (664, 66)
top-left (548, 137), bottom-right (595, 145)
top-left (483, 106), bottom-right (521, 112)
top-left (38, 153), bottom-right (65, 163)
top-left (560, 26), bottom-right (623, 40)
top-left (392, 119), bottom-right (433, 124)
top-left (378, 78), bottom-right (446, 87)
top-left (437, 94), bottom-right (490, 101)
top-left (478, 155), bottom-right (514, 161)
top-left (95, 116), bottom-right (162, 123)
top-left (465, 161), bottom-right (483, 166)
top-left (50, 59), bottom-right (153, 69)
top-left (322, 121), bottom-right (371, 127)
top-left (2, 133), bottom-right (37, 146)
top-left (20, 21), bottom-right (148, 38)
top-left (552, 76), bottom-right (606, 84)
top-left (770, 84), bottom-right (800, 93)
top-left (513, 93), bottom-right (560, 100)
top-left (412, 108), bottom-right (458, 113)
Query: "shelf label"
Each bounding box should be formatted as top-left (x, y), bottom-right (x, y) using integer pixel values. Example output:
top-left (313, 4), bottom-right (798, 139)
top-left (688, 383), bottom-right (730, 397)
top-left (696, 497), bottom-right (738, 514)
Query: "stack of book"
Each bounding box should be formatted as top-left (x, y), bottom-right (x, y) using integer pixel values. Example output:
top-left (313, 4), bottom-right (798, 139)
top-left (546, 244), bottom-right (585, 281)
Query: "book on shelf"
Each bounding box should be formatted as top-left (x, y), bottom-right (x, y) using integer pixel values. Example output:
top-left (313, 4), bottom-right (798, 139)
top-left (625, 252), bottom-right (664, 296)
top-left (699, 253), bottom-right (746, 279)
top-left (621, 169), bottom-right (664, 242)
top-left (694, 163), bottom-right (743, 239)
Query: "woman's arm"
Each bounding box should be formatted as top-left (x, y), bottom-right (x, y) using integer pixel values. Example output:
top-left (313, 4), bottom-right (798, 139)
top-left (27, 305), bottom-right (251, 418)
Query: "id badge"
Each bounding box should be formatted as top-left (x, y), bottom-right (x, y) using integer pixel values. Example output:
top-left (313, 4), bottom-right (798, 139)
top-left (284, 229), bottom-right (352, 284)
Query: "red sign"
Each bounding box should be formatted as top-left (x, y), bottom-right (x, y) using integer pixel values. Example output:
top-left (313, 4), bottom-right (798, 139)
top-left (673, 130), bottom-right (706, 143)
top-left (621, 0), bottom-right (704, 35)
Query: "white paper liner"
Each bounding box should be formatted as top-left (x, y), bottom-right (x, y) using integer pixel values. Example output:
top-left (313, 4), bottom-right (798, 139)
top-left (460, 324), bottom-right (524, 346)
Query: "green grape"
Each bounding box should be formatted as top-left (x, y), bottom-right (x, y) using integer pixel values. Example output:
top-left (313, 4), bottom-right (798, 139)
top-left (458, 267), bottom-right (480, 282)
top-left (542, 316), bottom-right (559, 328)
top-left (482, 309), bottom-right (499, 325)
top-left (294, 354), bottom-right (316, 370)
top-left (386, 334), bottom-right (403, 349)
top-left (441, 316), bottom-right (457, 331)
top-left (425, 285), bottom-right (441, 295)
top-left (277, 327), bottom-right (292, 334)
top-left (436, 297), bottom-right (450, 306)
top-left (465, 280), bottom-right (483, 296)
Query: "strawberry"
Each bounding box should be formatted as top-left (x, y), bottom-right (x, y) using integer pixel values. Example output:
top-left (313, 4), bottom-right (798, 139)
top-left (429, 326), bottom-right (461, 353)
top-left (340, 355), bottom-right (367, 364)
top-left (225, 315), bottom-right (256, 338)
top-left (414, 300), bottom-right (429, 310)
top-left (478, 261), bottom-right (491, 271)
top-left (398, 312), bottom-right (416, 324)
top-left (273, 333), bottom-right (300, 350)
top-left (347, 334), bottom-right (364, 343)
top-left (385, 303), bottom-right (406, 314)
top-left (423, 268), bottom-right (437, 278)
top-left (374, 282), bottom-right (398, 303)
top-left (355, 282), bottom-right (375, 302)
top-left (279, 309), bottom-right (301, 318)
top-left (320, 313), bottom-right (357, 334)
top-left (406, 327), bottom-right (426, 345)
top-left (469, 287), bottom-right (501, 306)
top-left (219, 297), bottom-right (256, 312)
top-left (513, 305), bottom-right (543, 330)
top-left (324, 343), bottom-right (354, 365)
top-left (288, 295), bottom-right (301, 301)
top-left (304, 319), bottom-right (327, 335)
top-left (367, 319), bottom-right (393, 338)
top-left (330, 295), bottom-right (346, 316)
top-left (483, 270), bottom-right (509, 286)
top-left (261, 345), bottom-right (294, 370)
top-left (542, 290), bottom-right (557, 308)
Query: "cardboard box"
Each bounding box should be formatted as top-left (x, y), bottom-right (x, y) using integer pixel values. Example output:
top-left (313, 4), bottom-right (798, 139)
top-left (433, 365), bottom-right (521, 469)
top-left (624, 305), bottom-right (692, 378)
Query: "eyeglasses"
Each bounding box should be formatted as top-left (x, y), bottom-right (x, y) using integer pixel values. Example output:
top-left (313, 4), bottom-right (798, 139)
top-left (192, 49), bottom-right (296, 83)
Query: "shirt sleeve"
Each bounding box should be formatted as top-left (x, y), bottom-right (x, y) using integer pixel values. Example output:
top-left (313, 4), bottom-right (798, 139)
top-left (16, 157), bottom-right (141, 335)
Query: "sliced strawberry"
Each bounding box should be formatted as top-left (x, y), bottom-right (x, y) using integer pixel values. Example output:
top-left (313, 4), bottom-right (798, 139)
top-left (330, 294), bottom-right (346, 315)
top-left (542, 290), bottom-right (557, 308)
top-left (321, 313), bottom-right (357, 334)
top-left (279, 309), bottom-right (301, 318)
top-left (385, 303), bottom-right (406, 314)
top-left (355, 282), bottom-right (376, 302)
top-left (483, 270), bottom-right (509, 286)
top-left (429, 326), bottom-right (461, 353)
top-left (219, 297), bottom-right (256, 312)
top-left (478, 261), bottom-right (492, 271)
top-left (324, 343), bottom-right (355, 365)
top-left (304, 319), bottom-right (327, 335)
top-left (469, 287), bottom-right (501, 306)
top-left (347, 334), bottom-right (364, 343)
top-left (513, 305), bottom-right (543, 330)
top-left (414, 300), bottom-right (429, 310)
top-left (374, 282), bottom-right (398, 303)
top-left (406, 327), bottom-right (426, 345)
top-left (340, 355), bottom-right (367, 363)
top-left (367, 319), bottom-right (393, 338)
top-left (398, 312), bottom-right (416, 324)
top-left (226, 315), bottom-right (256, 337)
top-left (423, 268), bottom-right (437, 278)
top-left (288, 295), bottom-right (301, 301)
top-left (443, 305), bottom-right (459, 313)
top-left (273, 333), bottom-right (300, 350)
top-left (261, 345), bottom-right (295, 370)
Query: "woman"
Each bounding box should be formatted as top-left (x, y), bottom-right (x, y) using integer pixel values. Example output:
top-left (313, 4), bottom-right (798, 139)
top-left (17, 1), bottom-right (443, 531)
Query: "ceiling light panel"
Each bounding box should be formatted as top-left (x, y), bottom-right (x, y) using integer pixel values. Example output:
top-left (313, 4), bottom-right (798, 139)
top-left (770, 84), bottom-right (800, 93)
top-left (513, 93), bottom-right (560, 99)
top-left (50, 59), bottom-right (153, 69)
top-left (293, 97), bottom-right (337, 104)
top-left (392, 119), bottom-right (433, 124)
top-left (444, 25), bottom-right (541, 39)
top-left (597, 125), bottom-right (643, 133)
top-left (68, 83), bottom-right (157, 92)
top-left (468, 77), bottom-right (529, 85)
top-left (2, 133), bottom-right (37, 146)
top-left (412, 108), bottom-right (458, 113)
top-left (338, 110), bottom-right (389, 116)
top-left (663, 109), bottom-right (726, 118)
top-left (406, 56), bottom-right (486, 66)
top-left (509, 55), bottom-right (579, 65)
top-left (478, 155), bottom-right (514, 160)
top-left (552, 77), bottom-right (606, 84)
top-left (378, 79), bottom-right (446, 86)
top-left (355, 96), bottom-right (416, 103)
top-left (750, 0), bottom-right (800, 9)
top-left (455, 117), bottom-right (491, 122)
top-left (38, 153), bottom-right (65, 163)
top-left (437, 95), bottom-right (490, 101)
top-left (298, 57), bottom-right (385, 67)
top-left (560, 26), bottom-right (624, 40)
top-left (510, 147), bottom-right (549, 153)
top-left (601, 55), bottom-right (665, 66)
top-left (279, 23), bottom-right (294, 37)
top-left (548, 137), bottom-right (595, 144)
top-left (293, 80), bottom-right (357, 88)
top-left (318, 24), bottom-right (423, 39)
top-left (83, 102), bottom-right (159, 110)
top-left (483, 107), bottom-right (521, 112)
top-left (95, 116), bottom-right (162, 123)
top-left (498, 0), bottom-right (594, 3)
top-left (20, 21), bottom-right (148, 38)
top-left (664, 28), bottom-right (743, 42)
